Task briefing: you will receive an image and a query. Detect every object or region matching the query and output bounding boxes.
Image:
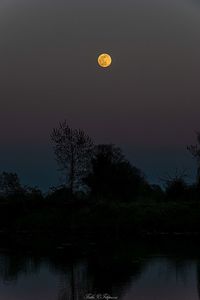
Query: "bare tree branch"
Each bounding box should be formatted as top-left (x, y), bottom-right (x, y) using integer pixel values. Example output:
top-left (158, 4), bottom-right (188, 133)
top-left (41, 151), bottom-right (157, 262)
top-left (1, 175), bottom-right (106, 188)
top-left (51, 121), bottom-right (94, 194)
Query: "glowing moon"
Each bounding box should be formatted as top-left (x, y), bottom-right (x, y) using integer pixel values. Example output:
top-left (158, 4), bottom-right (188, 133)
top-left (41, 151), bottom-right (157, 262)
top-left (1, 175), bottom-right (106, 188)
top-left (98, 53), bottom-right (112, 68)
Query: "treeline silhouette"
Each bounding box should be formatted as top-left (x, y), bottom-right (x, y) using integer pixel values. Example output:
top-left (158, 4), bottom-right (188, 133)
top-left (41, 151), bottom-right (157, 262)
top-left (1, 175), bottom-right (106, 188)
top-left (1, 121), bottom-right (200, 237)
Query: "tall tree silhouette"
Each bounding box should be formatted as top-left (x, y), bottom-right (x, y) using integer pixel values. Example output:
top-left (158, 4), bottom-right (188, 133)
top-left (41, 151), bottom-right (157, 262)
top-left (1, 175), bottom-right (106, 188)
top-left (85, 144), bottom-right (146, 200)
top-left (51, 121), bottom-right (94, 194)
top-left (187, 132), bottom-right (200, 187)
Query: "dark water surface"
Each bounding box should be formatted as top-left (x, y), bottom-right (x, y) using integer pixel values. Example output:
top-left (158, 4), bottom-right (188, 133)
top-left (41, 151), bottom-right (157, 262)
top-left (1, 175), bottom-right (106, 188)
top-left (0, 238), bottom-right (200, 300)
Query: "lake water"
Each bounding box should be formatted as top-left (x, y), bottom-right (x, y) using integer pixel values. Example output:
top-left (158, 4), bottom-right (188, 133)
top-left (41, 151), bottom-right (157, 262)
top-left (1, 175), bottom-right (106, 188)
top-left (0, 238), bottom-right (200, 300)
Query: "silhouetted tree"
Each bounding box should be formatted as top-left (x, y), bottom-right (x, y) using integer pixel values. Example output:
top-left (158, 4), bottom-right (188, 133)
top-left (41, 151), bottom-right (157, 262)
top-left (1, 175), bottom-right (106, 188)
top-left (187, 132), bottom-right (200, 187)
top-left (162, 170), bottom-right (188, 200)
top-left (85, 144), bottom-right (147, 200)
top-left (51, 121), bottom-right (94, 194)
top-left (0, 172), bottom-right (24, 196)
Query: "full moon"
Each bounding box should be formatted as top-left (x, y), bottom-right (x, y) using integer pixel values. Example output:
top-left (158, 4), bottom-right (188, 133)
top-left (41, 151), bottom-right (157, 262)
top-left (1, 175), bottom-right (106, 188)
top-left (98, 53), bottom-right (112, 68)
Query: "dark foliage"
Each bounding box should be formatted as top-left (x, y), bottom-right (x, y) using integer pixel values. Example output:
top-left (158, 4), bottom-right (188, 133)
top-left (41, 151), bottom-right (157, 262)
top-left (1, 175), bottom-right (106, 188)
top-left (0, 172), bottom-right (24, 197)
top-left (84, 144), bottom-right (148, 201)
top-left (1, 127), bottom-right (200, 236)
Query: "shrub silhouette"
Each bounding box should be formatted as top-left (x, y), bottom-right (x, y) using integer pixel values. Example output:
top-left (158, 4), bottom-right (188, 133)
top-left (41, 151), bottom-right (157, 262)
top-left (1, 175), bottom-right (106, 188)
top-left (0, 172), bottom-right (24, 197)
top-left (162, 170), bottom-right (188, 200)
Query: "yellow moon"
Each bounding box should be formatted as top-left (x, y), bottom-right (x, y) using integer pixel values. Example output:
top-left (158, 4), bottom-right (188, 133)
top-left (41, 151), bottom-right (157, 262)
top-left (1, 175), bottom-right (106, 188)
top-left (98, 53), bottom-right (112, 68)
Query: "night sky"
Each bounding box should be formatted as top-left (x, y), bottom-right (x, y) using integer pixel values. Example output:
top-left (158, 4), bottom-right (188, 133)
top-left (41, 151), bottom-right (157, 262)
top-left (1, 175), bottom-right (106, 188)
top-left (1, 0), bottom-right (200, 190)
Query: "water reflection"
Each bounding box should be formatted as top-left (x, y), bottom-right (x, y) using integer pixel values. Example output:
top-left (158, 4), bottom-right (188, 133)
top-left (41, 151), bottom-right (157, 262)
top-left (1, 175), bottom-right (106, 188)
top-left (0, 239), bottom-right (199, 299)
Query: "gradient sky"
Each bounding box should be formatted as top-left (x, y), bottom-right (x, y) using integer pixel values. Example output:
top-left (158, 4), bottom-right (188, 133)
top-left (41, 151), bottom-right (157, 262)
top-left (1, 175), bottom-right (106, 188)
top-left (1, 0), bottom-right (200, 190)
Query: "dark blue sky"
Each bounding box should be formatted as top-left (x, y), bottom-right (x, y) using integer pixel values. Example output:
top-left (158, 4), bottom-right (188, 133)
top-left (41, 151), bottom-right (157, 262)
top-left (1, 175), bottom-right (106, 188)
top-left (0, 0), bottom-right (200, 190)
